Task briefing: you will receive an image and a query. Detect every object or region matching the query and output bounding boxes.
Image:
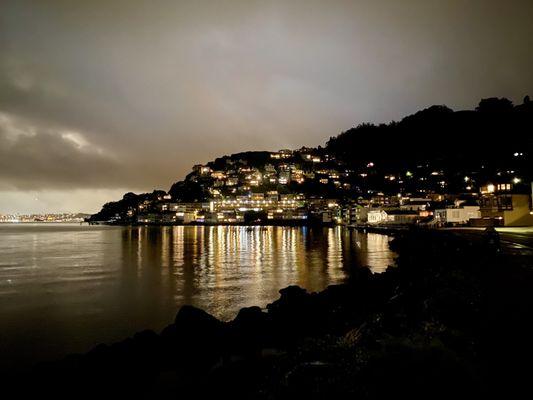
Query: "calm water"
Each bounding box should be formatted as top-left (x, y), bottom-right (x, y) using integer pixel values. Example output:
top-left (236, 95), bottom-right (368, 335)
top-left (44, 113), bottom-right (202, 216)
top-left (0, 224), bottom-right (395, 370)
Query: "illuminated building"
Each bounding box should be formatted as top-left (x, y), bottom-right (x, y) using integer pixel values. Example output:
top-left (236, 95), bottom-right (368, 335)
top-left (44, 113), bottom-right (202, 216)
top-left (434, 206), bottom-right (481, 226)
top-left (479, 193), bottom-right (533, 226)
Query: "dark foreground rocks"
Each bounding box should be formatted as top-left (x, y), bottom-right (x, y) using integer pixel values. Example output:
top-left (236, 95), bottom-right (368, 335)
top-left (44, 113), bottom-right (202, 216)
top-left (6, 230), bottom-right (533, 399)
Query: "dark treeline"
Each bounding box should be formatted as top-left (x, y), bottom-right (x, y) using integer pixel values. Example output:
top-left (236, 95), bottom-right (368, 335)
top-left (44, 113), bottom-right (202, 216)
top-left (326, 96), bottom-right (533, 193)
top-left (328, 96), bottom-right (533, 166)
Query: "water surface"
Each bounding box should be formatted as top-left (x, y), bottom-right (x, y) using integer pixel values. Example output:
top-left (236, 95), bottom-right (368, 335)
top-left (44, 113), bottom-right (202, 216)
top-left (0, 224), bottom-right (395, 370)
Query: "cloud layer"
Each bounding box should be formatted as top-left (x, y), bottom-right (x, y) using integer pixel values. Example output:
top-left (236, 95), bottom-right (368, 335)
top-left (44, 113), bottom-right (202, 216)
top-left (1, 0), bottom-right (532, 212)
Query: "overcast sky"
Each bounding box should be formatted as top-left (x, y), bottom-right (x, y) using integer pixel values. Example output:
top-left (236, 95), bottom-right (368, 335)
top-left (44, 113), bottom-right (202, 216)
top-left (1, 0), bottom-right (532, 213)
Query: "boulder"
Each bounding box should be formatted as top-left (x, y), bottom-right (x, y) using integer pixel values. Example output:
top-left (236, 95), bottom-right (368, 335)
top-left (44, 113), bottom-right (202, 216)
top-left (161, 305), bottom-right (227, 366)
top-left (229, 306), bottom-right (272, 353)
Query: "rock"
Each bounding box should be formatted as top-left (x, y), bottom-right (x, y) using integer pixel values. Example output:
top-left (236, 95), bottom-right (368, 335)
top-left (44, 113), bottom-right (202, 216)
top-left (161, 305), bottom-right (227, 367)
top-left (133, 329), bottom-right (159, 343)
top-left (266, 286), bottom-right (319, 342)
top-left (233, 306), bottom-right (266, 325)
top-left (161, 305), bottom-right (226, 342)
top-left (269, 286), bottom-right (309, 309)
top-left (175, 305), bottom-right (223, 328)
top-left (229, 306), bottom-right (272, 353)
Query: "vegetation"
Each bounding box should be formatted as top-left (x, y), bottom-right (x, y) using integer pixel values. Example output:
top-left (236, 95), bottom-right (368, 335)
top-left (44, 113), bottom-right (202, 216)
top-left (88, 190), bottom-right (167, 223)
top-left (326, 97), bottom-right (533, 193)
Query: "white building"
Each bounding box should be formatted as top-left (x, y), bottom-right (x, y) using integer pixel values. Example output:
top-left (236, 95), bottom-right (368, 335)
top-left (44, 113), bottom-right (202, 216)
top-left (367, 210), bottom-right (388, 224)
top-left (434, 206), bottom-right (480, 225)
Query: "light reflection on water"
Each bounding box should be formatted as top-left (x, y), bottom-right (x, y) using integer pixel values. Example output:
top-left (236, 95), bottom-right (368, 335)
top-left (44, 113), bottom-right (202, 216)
top-left (0, 224), bottom-right (395, 370)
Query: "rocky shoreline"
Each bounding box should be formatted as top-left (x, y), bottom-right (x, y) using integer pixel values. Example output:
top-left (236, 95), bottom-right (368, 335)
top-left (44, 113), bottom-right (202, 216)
top-left (8, 230), bottom-right (533, 399)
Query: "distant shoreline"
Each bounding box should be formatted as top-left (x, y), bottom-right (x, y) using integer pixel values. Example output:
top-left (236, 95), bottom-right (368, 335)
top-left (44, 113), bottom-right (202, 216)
top-left (0, 220), bottom-right (87, 224)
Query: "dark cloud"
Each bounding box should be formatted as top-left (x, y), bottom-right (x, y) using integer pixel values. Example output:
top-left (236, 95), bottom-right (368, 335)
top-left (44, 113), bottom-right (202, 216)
top-left (1, 0), bottom-right (532, 212)
top-left (0, 112), bottom-right (120, 190)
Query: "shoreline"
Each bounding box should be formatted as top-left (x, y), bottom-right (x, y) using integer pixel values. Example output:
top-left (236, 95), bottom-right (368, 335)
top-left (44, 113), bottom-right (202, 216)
top-left (8, 229), bottom-right (533, 398)
top-left (88, 220), bottom-right (329, 227)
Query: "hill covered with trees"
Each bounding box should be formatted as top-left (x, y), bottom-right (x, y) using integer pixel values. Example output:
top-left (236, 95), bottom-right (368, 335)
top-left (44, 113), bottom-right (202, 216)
top-left (89, 96), bottom-right (533, 222)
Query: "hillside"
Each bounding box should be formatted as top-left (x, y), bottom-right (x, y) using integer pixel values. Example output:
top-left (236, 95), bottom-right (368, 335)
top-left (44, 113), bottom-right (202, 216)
top-left (89, 97), bottom-right (533, 222)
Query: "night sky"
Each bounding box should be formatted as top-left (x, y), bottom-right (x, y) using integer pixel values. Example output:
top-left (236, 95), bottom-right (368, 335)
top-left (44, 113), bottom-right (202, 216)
top-left (1, 0), bottom-right (532, 213)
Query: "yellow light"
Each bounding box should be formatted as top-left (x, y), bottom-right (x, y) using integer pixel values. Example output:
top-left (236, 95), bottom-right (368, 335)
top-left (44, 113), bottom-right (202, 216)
top-left (487, 184), bottom-right (495, 193)
top-left (513, 177), bottom-right (521, 184)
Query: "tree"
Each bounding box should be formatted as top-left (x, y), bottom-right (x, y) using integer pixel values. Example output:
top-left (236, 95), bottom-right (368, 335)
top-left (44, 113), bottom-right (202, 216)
top-left (476, 97), bottom-right (513, 113)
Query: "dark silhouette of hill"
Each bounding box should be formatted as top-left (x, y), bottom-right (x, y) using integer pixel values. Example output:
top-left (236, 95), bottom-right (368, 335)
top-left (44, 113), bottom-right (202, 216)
top-left (326, 96), bottom-right (533, 174)
top-left (325, 96), bottom-right (533, 194)
top-left (89, 96), bottom-right (533, 222)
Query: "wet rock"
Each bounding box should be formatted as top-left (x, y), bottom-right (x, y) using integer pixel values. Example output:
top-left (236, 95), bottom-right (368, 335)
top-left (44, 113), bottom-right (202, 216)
top-left (268, 286), bottom-right (310, 312)
top-left (161, 305), bottom-right (226, 341)
top-left (161, 305), bottom-right (227, 367)
top-left (229, 306), bottom-right (272, 353)
top-left (267, 286), bottom-right (319, 342)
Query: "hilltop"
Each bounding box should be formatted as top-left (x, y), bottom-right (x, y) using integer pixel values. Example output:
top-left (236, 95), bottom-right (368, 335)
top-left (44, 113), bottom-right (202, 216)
top-left (89, 97), bottom-right (533, 223)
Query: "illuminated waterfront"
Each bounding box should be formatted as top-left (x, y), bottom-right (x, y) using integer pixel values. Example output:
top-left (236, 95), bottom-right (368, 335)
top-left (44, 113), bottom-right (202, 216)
top-left (0, 224), bottom-right (395, 371)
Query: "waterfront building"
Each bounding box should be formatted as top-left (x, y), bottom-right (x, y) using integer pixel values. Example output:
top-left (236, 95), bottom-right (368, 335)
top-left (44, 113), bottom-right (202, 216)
top-left (267, 208), bottom-right (307, 221)
top-left (136, 213), bottom-right (159, 224)
top-left (478, 193), bottom-right (533, 226)
top-left (400, 198), bottom-right (433, 211)
top-left (367, 209), bottom-right (388, 224)
top-left (367, 209), bottom-right (419, 225)
top-left (385, 210), bottom-right (419, 224)
top-left (342, 204), bottom-right (366, 225)
top-left (206, 194), bottom-right (306, 223)
top-left (158, 202), bottom-right (179, 212)
top-left (434, 205), bottom-right (481, 226)
top-left (266, 191), bottom-right (280, 201)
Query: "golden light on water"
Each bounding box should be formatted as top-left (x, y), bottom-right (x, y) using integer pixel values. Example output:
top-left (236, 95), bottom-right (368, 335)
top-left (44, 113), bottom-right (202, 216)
top-left (122, 226), bottom-right (396, 319)
top-left (0, 224), bottom-right (396, 370)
